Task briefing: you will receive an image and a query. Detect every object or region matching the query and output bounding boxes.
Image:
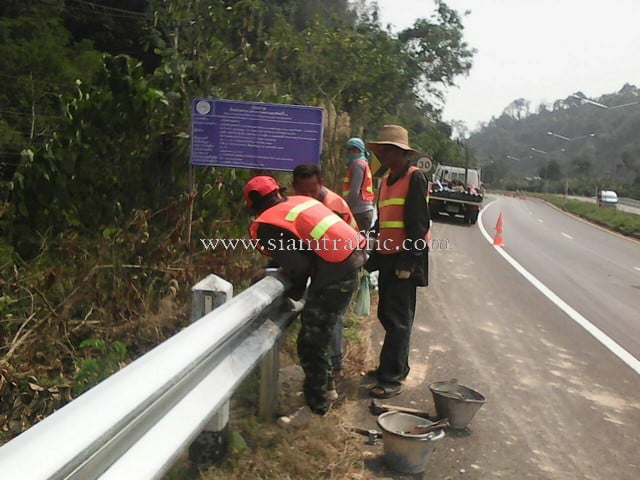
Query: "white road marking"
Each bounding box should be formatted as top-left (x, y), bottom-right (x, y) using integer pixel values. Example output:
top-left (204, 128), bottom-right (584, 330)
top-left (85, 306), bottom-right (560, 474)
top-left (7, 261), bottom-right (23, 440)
top-left (635, 267), bottom-right (640, 272)
top-left (529, 211), bottom-right (533, 215)
top-left (479, 200), bottom-right (640, 377)
top-left (561, 232), bottom-right (573, 240)
top-left (538, 219), bottom-right (544, 223)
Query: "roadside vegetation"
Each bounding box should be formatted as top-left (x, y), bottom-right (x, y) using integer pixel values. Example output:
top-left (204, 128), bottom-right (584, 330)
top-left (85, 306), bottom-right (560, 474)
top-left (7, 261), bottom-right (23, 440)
top-left (527, 193), bottom-right (640, 238)
top-left (0, 0), bottom-right (474, 447)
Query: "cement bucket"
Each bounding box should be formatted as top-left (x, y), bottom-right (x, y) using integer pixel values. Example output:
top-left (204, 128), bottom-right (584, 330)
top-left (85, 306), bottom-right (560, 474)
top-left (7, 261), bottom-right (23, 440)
top-left (377, 411), bottom-right (445, 474)
top-left (429, 381), bottom-right (486, 429)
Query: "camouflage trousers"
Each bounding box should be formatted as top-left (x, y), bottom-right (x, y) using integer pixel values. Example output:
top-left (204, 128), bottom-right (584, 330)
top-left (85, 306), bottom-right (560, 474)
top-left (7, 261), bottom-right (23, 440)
top-left (297, 270), bottom-right (359, 414)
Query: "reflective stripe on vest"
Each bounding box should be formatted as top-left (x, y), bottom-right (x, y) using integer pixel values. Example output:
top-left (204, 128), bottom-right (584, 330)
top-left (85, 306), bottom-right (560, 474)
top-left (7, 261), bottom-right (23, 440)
top-left (249, 195), bottom-right (364, 263)
top-left (310, 214), bottom-right (341, 239)
top-left (377, 166), bottom-right (428, 254)
top-left (379, 220), bottom-right (405, 228)
top-left (378, 198), bottom-right (406, 208)
top-left (285, 199), bottom-right (317, 222)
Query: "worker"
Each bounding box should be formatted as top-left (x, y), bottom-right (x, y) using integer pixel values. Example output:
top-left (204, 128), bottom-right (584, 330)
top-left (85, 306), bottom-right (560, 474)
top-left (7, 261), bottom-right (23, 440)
top-left (244, 176), bottom-right (367, 426)
top-left (293, 163), bottom-right (358, 230)
top-left (342, 138), bottom-right (375, 232)
top-left (365, 125), bottom-right (430, 399)
top-left (292, 163), bottom-right (357, 379)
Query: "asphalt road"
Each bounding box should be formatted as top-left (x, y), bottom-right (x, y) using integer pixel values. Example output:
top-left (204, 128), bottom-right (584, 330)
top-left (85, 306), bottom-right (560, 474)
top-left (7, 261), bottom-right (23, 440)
top-left (352, 195), bottom-right (640, 479)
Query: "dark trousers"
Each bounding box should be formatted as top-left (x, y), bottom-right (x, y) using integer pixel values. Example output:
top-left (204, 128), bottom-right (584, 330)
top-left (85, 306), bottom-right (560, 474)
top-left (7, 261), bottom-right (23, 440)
top-left (376, 259), bottom-right (417, 386)
top-left (329, 314), bottom-right (344, 370)
top-left (298, 271), bottom-right (359, 413)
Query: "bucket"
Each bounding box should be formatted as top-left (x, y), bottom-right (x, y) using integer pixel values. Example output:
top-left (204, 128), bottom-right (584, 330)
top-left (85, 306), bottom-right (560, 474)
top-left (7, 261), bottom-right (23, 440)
top-left (429, 381), bottom-right (486, 429)
top-left (377, 411), bottom-right (445, 474)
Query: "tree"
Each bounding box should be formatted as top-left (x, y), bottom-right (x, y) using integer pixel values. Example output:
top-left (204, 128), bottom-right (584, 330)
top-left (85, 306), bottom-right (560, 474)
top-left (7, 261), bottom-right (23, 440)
top-left (502, 98), bottom-right (530, 121)
top-left (397, 0), bottom-right (475, 107)
top-left (539, 158), bottom-right (562, 181)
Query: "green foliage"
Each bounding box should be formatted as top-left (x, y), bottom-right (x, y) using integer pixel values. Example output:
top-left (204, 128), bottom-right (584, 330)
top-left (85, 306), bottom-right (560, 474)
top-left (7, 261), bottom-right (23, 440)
top-left (0, 2), bottom-right (101, 161)
top-left (344, 314), bottom-right (362, 342)
top-left (72, 338), bottom-right (127, 395)
top-left (230, 431), bottom-right (249, 454)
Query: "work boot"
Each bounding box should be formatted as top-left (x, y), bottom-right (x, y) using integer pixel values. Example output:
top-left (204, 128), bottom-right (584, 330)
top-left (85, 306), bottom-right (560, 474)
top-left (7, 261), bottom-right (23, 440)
top-left (277, 406), bottom-right (314, 428)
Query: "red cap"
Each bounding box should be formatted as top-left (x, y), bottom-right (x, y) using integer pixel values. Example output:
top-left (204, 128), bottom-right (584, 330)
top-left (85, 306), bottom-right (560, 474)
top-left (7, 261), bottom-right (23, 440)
top-left (243, 176), bottom-right (281, 207)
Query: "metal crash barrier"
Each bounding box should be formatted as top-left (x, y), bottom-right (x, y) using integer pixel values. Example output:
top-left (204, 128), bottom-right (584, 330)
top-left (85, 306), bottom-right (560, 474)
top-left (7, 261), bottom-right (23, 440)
top-left (0, 273), bottom-right (301, 479)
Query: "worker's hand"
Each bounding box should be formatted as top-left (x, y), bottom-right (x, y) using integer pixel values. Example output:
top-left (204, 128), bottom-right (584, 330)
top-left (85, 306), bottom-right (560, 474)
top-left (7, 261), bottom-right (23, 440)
top-left (250, 268), bottom-right (266, 285)
top-left (395, 269), bottom-right (411, 279)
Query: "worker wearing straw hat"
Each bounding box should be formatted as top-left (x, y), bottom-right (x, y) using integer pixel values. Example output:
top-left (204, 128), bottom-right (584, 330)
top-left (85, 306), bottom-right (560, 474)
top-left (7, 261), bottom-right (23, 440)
top-left (365, 125), bottom-right (430, 399)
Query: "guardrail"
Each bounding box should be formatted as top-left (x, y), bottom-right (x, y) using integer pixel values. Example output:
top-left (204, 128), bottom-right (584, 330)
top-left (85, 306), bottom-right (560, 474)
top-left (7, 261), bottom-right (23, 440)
top-left (620, 197), bottom-right (640, 208)
top-left (0, 273), bottom-right (301, 479)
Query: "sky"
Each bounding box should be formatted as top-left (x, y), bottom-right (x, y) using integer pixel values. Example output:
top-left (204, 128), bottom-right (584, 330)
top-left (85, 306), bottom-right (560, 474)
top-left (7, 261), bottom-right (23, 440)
top-left (374, 0), bottom-right (640, 134)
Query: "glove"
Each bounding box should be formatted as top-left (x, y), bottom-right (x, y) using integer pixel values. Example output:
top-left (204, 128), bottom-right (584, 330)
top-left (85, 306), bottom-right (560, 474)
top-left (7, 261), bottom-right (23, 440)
top-left (395, 269), bottom-right (411, 279)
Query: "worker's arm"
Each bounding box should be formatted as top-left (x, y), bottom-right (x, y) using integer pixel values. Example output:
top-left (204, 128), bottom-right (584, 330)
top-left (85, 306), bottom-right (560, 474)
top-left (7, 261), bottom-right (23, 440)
top-left (347, 160), bottom-right (365, 207)
top-left (256, 224), bottom-right (311, 299)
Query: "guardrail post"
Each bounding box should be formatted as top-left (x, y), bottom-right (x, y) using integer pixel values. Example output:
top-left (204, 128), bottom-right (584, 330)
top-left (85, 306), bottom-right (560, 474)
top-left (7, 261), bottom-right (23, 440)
top-left (189, 274), bottom-right (233, 465)
top-left (258, 342), bottom-right (280, 422)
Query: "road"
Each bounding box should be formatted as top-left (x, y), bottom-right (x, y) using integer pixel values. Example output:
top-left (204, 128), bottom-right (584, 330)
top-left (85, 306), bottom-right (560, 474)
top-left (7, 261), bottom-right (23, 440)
top-left (352, 194), bottom-right (640, 479)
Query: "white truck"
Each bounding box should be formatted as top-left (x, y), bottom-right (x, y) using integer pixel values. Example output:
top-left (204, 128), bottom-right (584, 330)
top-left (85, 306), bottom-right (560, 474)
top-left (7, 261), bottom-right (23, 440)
top-left (428, 165), bottom-right (484, 225)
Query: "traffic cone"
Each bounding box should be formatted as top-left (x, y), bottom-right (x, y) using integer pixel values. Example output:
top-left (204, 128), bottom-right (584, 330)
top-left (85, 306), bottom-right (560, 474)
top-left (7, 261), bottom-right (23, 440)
top-left (493, 212), bottom-right (504, 247)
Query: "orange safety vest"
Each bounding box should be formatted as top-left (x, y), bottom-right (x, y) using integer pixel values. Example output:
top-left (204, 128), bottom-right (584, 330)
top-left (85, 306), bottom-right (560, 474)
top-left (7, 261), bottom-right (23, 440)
top-left (378, 166), bottom-right (430, 255)
top-left (342, 158), bottom-right (374, 202)
top-left (249, 196), bottom-right (365, 263)
top-left (321, 188), bottom-right (358, 230)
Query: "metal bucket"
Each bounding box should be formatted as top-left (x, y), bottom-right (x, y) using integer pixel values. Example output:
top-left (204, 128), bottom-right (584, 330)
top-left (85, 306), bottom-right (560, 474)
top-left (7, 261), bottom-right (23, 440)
top-left (377, 411), bottom-right (445, 474)
top-left (429, 381), bottom-right (486, 429)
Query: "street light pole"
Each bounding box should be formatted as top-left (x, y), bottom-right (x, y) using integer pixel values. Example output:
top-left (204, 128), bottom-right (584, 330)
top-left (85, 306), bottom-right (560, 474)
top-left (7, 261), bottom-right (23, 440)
top-left (531, 147), bottom-right (551, 193)
top-left (570, 94), bottom-right (640, 110)
top-left (547, 131), bottom-right (596, 142)
top-left (546, 131), bottom-right (596, 196)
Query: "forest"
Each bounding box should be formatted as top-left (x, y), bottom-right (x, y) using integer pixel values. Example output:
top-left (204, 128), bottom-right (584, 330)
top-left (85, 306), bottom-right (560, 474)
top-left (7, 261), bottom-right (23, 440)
top-left (469, 84), bottom-right (640, 197)
top-left (0, 0), bottom-right (474, 441)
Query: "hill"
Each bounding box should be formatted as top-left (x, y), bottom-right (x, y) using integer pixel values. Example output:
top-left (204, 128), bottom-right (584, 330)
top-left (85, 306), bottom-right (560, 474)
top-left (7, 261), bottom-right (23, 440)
top-left (468, 84), bottom-right (640, 197)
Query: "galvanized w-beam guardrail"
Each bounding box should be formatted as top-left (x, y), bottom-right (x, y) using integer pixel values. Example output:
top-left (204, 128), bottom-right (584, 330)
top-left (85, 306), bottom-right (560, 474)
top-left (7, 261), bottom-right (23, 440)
top-left (0, 273), bottom-right (301, 479)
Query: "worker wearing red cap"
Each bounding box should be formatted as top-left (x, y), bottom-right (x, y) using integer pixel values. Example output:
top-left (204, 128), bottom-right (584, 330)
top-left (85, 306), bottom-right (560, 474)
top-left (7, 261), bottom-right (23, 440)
top-left (292, 163), bottom-right (358, 379)
top-left (243, 176), bottom-right (367, 427)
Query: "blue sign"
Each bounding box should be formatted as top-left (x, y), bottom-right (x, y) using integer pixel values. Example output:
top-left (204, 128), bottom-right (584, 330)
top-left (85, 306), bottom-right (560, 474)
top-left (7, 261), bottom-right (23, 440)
top-left (190, 99), bottom-right (324, 171)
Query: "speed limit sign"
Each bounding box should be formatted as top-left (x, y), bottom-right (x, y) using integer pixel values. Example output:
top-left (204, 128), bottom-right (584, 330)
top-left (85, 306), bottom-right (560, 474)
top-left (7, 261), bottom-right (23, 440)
top-left (416, 157), bottom-right (433, 172)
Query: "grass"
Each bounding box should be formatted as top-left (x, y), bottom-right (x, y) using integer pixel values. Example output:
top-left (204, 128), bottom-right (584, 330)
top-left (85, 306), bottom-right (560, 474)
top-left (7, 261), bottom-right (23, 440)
top-left (531, 193), bottom-right (640, 238)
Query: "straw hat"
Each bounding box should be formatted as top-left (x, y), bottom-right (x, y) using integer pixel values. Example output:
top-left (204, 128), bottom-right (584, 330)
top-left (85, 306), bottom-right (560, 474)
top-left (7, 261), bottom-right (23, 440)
top-left (366, 125), bottom-right (416, 154)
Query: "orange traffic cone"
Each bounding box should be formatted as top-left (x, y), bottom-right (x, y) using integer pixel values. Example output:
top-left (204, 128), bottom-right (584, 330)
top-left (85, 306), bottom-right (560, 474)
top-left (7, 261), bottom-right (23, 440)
top-left (493, 212), bottom-right (504, 247)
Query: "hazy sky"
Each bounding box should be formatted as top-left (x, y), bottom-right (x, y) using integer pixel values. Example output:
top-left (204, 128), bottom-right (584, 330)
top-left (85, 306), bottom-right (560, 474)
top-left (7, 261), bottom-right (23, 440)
top-left (374, 0), bottom-right (640, 133)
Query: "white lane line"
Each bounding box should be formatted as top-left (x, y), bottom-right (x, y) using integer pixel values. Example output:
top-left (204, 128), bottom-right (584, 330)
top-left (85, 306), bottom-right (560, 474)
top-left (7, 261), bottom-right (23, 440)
top-left (538, 218), bottom-right (544, 223)
top-left (479, 200), bottom-right (640, 376)
top-left (635, 267), bottom-right (640, 272)
top-left (561, 232), bottom-right (573, 240)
